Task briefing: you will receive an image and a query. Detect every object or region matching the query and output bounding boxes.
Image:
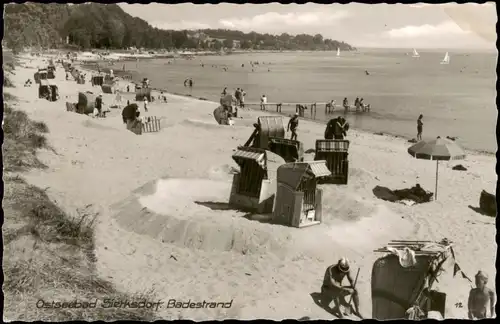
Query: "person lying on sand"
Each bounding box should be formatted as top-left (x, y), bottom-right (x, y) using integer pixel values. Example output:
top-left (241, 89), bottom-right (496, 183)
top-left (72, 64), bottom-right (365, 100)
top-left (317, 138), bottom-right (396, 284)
top-left (468, 271), bottom-right (496, 319)
top-left (321, 258), bottom-right (363, 319)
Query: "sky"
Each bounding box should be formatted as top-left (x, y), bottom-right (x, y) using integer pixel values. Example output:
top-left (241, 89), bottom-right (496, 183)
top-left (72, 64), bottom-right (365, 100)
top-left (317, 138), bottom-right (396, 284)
top-left (119, 2), bottom-right (497, 49)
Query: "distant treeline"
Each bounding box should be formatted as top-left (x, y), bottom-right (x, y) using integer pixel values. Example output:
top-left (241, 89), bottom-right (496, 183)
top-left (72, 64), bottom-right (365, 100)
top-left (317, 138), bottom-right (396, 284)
top-left (4, 3), bottom-right (356, 52)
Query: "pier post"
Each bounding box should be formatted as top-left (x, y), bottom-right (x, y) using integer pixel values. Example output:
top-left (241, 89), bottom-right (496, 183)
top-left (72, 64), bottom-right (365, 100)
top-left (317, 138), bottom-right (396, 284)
top-left (276, 103), bottom-right (282, 113)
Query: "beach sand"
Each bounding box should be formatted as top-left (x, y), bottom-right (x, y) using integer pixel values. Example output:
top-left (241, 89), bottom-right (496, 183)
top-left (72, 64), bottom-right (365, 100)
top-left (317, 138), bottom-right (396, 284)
top-left (6, 54), bottom-right (496, 320)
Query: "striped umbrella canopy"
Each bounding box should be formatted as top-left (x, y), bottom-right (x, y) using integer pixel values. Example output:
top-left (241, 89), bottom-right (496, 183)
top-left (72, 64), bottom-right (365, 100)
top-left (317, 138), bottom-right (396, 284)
top-left (407, 136), bottom-right (466, 200)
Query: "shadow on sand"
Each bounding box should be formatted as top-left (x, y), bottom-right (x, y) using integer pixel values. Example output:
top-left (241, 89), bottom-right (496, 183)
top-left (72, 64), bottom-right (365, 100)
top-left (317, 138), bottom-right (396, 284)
top-left (468, 205), bottom-right (495, 218)
top-left (194, 201), bottom-right (273, 224)
top-left (310, 292), bottom-right (341, 318)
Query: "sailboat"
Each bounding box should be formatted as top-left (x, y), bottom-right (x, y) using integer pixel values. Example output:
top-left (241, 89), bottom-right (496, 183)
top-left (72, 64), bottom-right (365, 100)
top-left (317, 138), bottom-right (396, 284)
top-left (336, 48), bottom-right (340, 57)
top-left (412, 48), bottom-right (420, 58)
top-left (440, 52), bottom-right (450, 65)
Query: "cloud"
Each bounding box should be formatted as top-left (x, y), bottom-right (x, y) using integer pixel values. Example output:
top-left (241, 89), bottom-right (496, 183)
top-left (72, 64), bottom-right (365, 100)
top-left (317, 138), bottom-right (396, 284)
top-left (409, 2), bottom-right (494, 8)
top-left (152, 21), bottom-right (212, 31)
top-left (384, 21), bottom-right (470, 39)
top-left (218, 10), bottom-right (350, 32)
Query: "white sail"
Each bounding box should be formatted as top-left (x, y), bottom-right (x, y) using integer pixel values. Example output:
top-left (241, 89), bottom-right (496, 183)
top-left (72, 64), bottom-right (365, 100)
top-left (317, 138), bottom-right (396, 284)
top-left (412, 48), bottom-right (420, 57)
top-left (337, 48), bottom-right (340, 57)
top-left (440, 52), bottom-right (450, 64)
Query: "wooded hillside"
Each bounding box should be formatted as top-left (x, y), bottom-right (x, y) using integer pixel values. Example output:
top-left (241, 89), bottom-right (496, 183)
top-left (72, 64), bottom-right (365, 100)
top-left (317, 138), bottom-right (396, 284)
top-left (4, 3), bottom-right (355, 52)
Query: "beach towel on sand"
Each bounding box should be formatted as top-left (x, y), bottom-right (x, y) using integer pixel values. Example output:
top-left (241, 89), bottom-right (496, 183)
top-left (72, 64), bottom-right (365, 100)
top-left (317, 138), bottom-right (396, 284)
top-left (386, 247), bottom-right (417, 268)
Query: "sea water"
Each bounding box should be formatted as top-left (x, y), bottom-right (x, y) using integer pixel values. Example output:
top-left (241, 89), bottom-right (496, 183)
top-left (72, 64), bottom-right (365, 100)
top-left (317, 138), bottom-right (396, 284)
top-left (116, 48), bottom-right (497, 153)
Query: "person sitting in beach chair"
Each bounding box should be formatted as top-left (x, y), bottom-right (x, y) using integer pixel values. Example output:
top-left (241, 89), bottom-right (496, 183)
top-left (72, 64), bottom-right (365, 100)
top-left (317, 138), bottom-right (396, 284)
top-left (468, 271), bottom-right (496, 319)
top-left (321, 258), bottom-right (363, 319)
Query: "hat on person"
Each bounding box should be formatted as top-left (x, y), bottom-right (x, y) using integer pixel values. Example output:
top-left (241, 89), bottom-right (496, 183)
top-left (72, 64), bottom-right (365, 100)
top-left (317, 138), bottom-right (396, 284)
top-left (475, 271), bottom-right (488, 281)
top-left (338, 257), bottom-right (350, 272)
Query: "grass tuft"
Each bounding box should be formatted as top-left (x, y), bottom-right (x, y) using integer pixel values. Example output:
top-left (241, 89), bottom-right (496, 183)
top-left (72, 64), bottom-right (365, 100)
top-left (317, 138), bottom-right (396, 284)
top-left (3, 62), bottom-right (158, 321)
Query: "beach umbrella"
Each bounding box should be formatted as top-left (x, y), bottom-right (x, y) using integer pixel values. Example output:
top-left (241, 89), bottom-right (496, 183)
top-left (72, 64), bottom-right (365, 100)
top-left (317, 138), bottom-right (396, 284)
top-left (407, 136), bottom-right (466, 200)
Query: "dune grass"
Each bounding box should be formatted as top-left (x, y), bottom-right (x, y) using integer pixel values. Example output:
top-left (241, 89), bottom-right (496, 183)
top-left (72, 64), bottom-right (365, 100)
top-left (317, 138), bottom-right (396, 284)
top-left (2, 63), bottom-right (159, 321)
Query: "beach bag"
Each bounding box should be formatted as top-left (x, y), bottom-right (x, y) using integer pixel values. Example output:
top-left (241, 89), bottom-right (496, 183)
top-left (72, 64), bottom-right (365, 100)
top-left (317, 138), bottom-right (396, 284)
top-left (77, 92), bottom-right (96, 114)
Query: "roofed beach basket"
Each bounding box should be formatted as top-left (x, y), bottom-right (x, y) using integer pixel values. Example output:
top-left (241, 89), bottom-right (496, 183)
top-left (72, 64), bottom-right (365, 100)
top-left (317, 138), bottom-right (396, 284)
top-left (77, 91), bottom-right (96, 115)
top-left (372, 239), bottom-right (470, 320)
top-left (273, 161), bottom-right (330, 228)
top-left (229, 146), bottom-right (286, 213)
top-left (314, 139), bottom-right (350, 184)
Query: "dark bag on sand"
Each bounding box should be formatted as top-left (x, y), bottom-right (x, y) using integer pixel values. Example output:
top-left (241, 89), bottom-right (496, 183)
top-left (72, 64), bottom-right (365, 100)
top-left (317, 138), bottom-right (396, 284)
top-left (479, 190), bottom-right (496, 217)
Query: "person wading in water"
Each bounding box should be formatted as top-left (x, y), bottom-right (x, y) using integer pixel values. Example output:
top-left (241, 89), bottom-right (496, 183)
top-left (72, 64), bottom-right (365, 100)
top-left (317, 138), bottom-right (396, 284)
top-left (468, 271), bottom-right (496, 319)
top-left (287, 113), bottom-right (299, 141)
top-left (417, 114), bottom-right (423, 141)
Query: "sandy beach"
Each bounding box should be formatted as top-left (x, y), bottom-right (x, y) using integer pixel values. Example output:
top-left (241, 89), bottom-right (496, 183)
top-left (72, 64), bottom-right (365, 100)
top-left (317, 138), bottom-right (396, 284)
top-left (6, 53), bottom-right (496, 320)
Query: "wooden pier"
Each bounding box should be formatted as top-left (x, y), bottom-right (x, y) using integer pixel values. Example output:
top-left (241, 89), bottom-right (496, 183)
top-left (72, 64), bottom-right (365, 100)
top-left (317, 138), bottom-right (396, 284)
top-left (243, 101), bottom-right (370, 120)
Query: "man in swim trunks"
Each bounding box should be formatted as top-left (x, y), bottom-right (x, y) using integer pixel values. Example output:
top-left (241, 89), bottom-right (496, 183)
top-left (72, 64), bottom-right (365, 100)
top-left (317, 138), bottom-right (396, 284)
top-left (321, 258), bottom-right (363, 319)
top-left (468, 271), bottom-right (496, 319)
top-left (417, 114), bottom-right (423, 141)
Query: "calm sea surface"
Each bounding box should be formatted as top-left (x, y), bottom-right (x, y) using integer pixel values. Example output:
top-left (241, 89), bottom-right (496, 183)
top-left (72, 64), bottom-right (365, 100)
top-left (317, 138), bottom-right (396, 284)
top-left (118, 49), bottom-right (497, 153)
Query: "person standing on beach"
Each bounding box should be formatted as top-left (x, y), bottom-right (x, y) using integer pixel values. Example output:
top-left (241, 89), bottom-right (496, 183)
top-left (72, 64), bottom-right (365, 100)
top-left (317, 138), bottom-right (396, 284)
top-left (222, 87), bottom-right (227, 96)
top-left (234, 88), bottom-right (241, 106)
top-left (240, 89), bottom-right (246, 108)
top-left (468, 271), bottom-right (496, 319)
top-left (288, 113), bottom-right (299, 141)
top-left (95, 94), bottom-right (103, 116)
top-left (143, 98), bottom-right (149, 113)
top-left (127, 84), bottom-right (130, 93)
top-left (260, 95), bottom-right (267, 111)
top-left (417, 114), bottom-right (423, 141)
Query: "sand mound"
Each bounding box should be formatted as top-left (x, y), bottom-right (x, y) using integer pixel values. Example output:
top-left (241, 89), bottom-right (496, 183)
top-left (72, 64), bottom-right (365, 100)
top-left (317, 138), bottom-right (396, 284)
top-left (320, 185), bottom-right (378, 223)
top-left (181, 118), bottom-right (220, 130)
top-left (81, 119), bottom-right (117, 131)
top-left (326, 204), bottom-right (413, 249)
top-left (110, 178), bottom-right (329, 257)
top-left (348, 167), bottom-right (380, 192)
top-left (208, 164), bottom-right (238, 180)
